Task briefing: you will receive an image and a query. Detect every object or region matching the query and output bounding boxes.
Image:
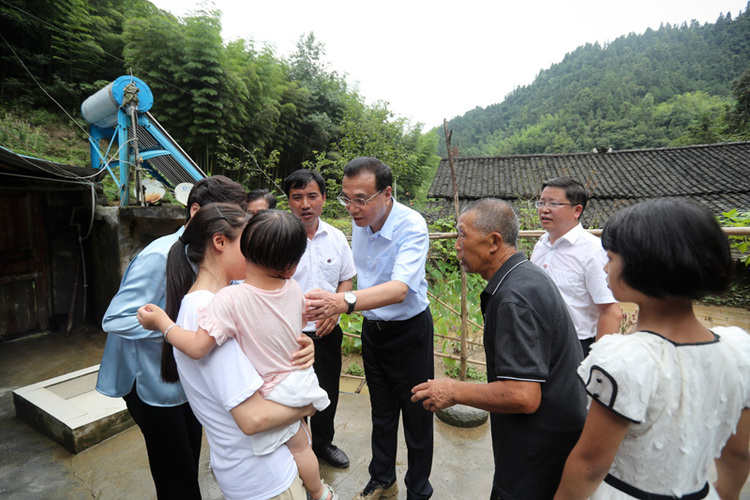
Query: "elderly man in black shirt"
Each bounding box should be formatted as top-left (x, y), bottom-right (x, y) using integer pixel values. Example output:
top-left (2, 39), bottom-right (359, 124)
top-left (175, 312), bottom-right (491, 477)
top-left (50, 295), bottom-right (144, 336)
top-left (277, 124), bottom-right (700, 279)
top-left (412, 198), bottom-right (587, 500)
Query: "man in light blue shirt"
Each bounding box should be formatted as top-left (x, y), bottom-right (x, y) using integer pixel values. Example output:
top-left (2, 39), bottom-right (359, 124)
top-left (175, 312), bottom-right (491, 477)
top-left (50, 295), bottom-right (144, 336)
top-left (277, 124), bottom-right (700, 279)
top-left (306, 157), bottom-right (434, 500)
top-left (96, 175), bottom-right (247, 499)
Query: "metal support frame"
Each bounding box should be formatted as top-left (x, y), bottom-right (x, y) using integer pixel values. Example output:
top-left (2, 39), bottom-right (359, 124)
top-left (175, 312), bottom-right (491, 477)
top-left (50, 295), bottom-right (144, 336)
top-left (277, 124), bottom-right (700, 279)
top-left (86, 108), bottom-right (205, 207)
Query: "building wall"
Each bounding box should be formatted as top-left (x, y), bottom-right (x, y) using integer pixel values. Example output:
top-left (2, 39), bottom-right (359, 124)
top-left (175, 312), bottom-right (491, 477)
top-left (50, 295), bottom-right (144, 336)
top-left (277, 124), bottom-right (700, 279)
top-left (91, 206), bottom-right (185, 324)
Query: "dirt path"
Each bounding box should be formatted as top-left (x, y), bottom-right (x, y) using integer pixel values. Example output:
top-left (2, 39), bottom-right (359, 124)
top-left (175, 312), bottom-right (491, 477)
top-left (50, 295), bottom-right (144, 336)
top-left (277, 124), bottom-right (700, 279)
top-left (621, 303), bottom-right (750, 331)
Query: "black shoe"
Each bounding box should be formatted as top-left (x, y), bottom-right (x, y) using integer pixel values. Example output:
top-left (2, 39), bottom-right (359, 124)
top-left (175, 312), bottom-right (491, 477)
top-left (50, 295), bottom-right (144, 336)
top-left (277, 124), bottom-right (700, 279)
top-left (355, 478), bottom-right (398, 500)
top-left (315, 443), bottom-right (350, 468)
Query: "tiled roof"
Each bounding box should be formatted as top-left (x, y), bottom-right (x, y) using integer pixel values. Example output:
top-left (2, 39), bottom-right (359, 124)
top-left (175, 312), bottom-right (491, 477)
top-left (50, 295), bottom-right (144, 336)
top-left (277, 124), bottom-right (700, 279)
top-left (426, 142), bottom-right (750, 226)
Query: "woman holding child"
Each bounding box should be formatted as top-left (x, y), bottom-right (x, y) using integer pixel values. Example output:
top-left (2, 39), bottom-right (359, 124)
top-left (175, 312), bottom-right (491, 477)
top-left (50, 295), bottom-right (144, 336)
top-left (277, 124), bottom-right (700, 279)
top-left (139, 204), bottom-right (331, 500)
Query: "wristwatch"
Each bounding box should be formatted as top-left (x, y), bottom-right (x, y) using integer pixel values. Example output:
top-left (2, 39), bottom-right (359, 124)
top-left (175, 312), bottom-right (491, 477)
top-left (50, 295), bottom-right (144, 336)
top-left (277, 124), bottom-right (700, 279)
top-left (343, 291), bottom-right (357, 314)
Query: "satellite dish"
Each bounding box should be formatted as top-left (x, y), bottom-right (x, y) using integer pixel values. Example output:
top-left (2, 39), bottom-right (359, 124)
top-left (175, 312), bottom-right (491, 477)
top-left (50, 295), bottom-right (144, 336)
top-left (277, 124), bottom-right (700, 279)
top-left (134, 178), bottom-right (166, 204)
top-left (174, 183), bottom-right (193, 206)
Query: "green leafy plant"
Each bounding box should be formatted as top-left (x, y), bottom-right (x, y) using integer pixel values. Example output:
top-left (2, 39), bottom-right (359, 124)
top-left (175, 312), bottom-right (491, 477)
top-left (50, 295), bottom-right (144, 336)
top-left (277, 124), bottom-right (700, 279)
top-left (339, 313), bottom-right (362, 355)
top-left (720, 209), bottom-right (750, 266)
top-left (440, 339), bottom-right (458, 373)
top-left (445, 365), bottom-right (487, 382)
top-left (345, 362), bottom-right (365, 377)
top-left (427, 216), bottom-right (459, 270)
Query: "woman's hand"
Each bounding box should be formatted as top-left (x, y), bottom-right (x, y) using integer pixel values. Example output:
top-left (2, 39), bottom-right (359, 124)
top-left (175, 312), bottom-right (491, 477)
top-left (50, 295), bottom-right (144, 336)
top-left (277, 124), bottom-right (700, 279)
top-left (291, 334), bottom-right (315, 369)
top-left (137, 304), bottom-right (172, 333)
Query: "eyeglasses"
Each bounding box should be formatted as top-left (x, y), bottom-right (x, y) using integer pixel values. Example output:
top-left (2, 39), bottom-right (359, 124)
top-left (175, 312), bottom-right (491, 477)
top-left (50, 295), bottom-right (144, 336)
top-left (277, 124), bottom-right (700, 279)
top-left (337, 190), bottom-right (382, 208)
top-left (534, 200), bottom-right (575, 209)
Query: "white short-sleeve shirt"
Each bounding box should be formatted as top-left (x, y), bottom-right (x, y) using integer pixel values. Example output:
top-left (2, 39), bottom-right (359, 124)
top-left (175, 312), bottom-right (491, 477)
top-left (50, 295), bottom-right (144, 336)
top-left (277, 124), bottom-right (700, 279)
top-left (174, 291), bottom-right (298, 500)
top-left (531, 223), bottom-right (617, 340)
top-left (292, 218), bottom-right (356, 332)
top-left (578, 327), bottom-right (750, 498)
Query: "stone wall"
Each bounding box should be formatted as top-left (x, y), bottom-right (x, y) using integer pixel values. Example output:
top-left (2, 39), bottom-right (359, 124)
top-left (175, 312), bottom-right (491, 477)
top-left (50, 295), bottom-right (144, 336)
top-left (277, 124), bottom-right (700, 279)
top-left (91, 205), bottom-right (185, 322)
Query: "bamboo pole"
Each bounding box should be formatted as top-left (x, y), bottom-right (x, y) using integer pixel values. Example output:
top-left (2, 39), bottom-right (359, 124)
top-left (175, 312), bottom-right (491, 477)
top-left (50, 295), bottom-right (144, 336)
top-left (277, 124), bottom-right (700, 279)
top-left (444, 119), bottom-right (469, 381)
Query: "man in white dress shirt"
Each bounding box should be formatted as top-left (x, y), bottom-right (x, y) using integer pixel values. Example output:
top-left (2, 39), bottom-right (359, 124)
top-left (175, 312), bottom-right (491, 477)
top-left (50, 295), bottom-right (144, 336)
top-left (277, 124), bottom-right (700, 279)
top-left (283, 169), bottom-right (356, 469)
top-left (530, 177), bottom-right (621, 356)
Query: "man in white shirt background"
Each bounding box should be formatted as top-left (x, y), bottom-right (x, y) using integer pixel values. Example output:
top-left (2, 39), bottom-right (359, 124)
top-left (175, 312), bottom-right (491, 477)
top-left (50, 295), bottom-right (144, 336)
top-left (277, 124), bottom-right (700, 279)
top-left (283, 169), bottom-right (356, 469)
top-left (530, 177), bottom-right (622, 356)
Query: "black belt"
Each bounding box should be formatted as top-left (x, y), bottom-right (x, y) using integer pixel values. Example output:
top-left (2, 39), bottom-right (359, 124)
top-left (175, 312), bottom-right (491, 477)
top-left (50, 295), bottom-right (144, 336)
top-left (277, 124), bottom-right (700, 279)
top-left (604, 474), bottom-right (709, 500)
top-left (363, 308), bottom-right (428, 332)
top-left (303, 324), bottom-right (342, 339)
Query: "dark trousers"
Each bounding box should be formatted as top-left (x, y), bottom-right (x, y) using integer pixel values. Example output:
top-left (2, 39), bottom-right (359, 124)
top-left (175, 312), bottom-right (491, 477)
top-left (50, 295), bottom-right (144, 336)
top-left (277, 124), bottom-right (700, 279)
top-left (307, 324), bottom-right (344, 451)
top-left (362, 308), bottom-right (434, 500)
top-left (580, 336), bottom-right (595, 358)
top-left (123, 386), bottom-right (203, 500)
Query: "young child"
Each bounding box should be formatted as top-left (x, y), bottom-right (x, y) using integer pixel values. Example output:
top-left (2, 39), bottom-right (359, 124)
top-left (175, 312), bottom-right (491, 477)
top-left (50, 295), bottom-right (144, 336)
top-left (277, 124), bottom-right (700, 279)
top-left (140, 209), bottom-right (335, 500)
top-left (554, 198), bottom-right (750, 499)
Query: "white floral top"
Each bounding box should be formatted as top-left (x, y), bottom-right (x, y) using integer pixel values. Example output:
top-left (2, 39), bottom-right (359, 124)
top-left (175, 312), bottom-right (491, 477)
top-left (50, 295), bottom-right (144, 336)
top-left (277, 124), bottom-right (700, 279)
top-left (578, 326), bottom-right (750, 499)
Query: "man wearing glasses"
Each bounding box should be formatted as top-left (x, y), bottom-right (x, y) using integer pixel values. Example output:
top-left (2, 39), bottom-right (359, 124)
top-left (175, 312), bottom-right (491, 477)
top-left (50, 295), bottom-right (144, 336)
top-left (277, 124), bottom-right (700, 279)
top-left (530, 177), bottom-right (621, 356)
top-left (306, 157), bottom-right (434, 500)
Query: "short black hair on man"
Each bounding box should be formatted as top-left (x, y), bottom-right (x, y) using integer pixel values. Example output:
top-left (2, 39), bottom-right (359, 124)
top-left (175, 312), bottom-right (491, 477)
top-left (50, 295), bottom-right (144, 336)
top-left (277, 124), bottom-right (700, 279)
top-left (246, 189), bottom-right (277, 209)
top-left (343, 157), bottom-right (393, 192)
top-left (186, 175), bottom-right (247, 222)
top-left (541, 177), bottom-right (589, 214)
top-left (283, 169), bottom-right (326, 197)
top-left (240, 209), bottom-right (307, 273)
top-left (462, 198), bottom-right (520, 247)
top-left (601, 198), bottom-right (731, 300)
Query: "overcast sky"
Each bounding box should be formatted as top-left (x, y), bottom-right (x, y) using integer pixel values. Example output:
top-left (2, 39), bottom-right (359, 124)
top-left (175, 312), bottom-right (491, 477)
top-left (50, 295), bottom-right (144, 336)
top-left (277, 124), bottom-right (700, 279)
top-left (150, 0), bottom-right (748, 129)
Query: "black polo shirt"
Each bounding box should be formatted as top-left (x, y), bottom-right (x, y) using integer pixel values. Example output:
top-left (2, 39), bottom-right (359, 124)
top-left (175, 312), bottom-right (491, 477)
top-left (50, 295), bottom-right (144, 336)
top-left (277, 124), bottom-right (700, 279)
top-left (480, 252), bottom-right (587, 500)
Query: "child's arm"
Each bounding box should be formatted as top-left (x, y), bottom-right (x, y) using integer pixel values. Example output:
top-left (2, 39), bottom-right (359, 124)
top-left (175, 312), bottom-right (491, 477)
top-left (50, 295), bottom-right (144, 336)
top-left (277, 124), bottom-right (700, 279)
top-left (164, 324), bottom-right (216, 360)
top-left (137, 304), bottom-right (216, 359)
top-left (136, 303), bottom-right (172, 332)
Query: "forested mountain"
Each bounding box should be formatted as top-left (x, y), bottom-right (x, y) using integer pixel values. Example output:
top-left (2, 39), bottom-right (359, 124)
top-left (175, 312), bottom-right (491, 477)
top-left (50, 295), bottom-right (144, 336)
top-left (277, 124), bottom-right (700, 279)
top-left (439, 6), bottom-right (750, 156)
top-left (0, 0), bottom-right (438, 199)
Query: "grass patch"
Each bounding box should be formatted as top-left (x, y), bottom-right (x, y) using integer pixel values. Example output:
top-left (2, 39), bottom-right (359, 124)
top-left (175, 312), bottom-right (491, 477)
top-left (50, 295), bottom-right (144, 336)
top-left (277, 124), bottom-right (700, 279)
top-left (345, 362), bottom-right (364, 377)
top-left (445, 364), bottom-right (487, 382)
top-left (1, 106), bottom-right (89, 166)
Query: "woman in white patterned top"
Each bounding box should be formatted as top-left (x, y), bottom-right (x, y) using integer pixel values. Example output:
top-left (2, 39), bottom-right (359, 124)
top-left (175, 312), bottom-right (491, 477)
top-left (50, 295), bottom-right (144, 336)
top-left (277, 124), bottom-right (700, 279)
top-left (555, 198), bottom-right (750, 500)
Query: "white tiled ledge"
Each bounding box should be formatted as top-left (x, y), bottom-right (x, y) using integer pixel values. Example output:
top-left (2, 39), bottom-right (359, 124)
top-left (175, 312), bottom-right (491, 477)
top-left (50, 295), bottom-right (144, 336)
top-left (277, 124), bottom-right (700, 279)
top-left (13, 365), bottom-right (134, 453)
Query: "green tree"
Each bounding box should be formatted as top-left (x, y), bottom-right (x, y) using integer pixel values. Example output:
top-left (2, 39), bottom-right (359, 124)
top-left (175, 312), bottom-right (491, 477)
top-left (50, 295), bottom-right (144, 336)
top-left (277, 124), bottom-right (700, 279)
top-left (122, 11), bottom-right (186, 123)
top-left (304, 103), bottom-right (439, 204)
top-left (729, 67), bottom-right (750, 135)
top-left (285, 33), bottom-right (353, 164)
top-left (178, 9), bottom-right (233, 172)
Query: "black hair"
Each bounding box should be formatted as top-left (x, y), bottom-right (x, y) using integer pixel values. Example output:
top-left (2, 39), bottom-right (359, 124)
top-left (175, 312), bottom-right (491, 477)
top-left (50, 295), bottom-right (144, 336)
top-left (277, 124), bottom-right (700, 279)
top-left (541, 177), bottom-right (589, 214)
top-left (462, 198), bottom-right (520, 247)
top-left (240, 209), bottom-right (307, 273)
top-left (283, 169), bottom-right (326, 197)
top-left (185, 175), bottom-right (248, 222)
top-left (601, 198), bottom-right (731, 300)
top-left (162, 203), bottom-right (248, 382)
top-left (343, 157), bottom-right (392, 191)
top-left (246, 188), bottom-right (277, 209)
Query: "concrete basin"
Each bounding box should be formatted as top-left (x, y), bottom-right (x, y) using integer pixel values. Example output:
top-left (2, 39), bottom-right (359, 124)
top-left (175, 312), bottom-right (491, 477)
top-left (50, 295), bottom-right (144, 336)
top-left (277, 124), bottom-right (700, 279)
top-left (12, 365), bottom-right (133, 453)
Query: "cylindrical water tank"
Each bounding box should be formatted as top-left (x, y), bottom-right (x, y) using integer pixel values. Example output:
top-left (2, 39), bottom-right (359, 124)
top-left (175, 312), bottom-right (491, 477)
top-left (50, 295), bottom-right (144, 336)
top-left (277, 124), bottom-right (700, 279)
top-left (81, 75), bottom-right (154, 128)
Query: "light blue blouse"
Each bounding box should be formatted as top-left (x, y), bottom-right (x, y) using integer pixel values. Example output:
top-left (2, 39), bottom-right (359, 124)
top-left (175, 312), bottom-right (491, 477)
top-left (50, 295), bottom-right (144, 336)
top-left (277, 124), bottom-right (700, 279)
top-left (95, 226), bottom-right (188, 406)
top-left (351, 199), bottom-right (430, 321)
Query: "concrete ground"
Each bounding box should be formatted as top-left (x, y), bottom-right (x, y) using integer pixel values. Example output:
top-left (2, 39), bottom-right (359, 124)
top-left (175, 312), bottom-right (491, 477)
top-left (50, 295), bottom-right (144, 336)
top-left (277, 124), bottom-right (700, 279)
top-left (2, 325), bottom-right (749, 499)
